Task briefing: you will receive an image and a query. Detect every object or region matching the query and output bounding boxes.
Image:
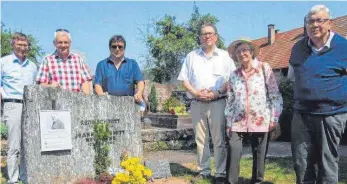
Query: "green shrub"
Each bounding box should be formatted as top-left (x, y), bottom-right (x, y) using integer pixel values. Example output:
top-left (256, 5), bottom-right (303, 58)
top-left (163, 97), bottom-right (181, 112)
top-left (174, 105), bottom-right (188, 115)
top-left (279, 77), bottom-right (294, 114)
top-left (93, 121), bottom-right (111, 176)
top-left (1, 122), bottom-right (7, 139)
top-left (278, 77), bottom-right (294, 141)
top-left (163, 96), bottom-right (188, 115)
top-left (149, 84), bottom-right (158, 112)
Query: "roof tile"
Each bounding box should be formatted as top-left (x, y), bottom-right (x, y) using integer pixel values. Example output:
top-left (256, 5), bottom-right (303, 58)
top-left (252, 15), bottom-right (347, 69)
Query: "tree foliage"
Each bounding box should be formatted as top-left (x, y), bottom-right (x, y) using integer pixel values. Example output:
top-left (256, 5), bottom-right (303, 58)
top-left (1, 23), bottom-right (44, 64)
top-left (145, 4), bottom-right (225, 83)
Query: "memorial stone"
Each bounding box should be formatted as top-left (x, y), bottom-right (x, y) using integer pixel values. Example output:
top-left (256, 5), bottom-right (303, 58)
top-left (144, 160), bottom-right (172, 179)
top-left (21, 86), bottom-right (142, 183)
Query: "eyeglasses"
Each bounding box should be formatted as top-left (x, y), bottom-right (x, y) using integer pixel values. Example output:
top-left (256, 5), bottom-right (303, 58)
top-left (306, 18), bottom-right (330, 26)
top-left (201, 32), bottom-right (216, 37)
top-left (15, 43), bottom-right (29, 48)
top-left (55, 29), bottom-right (70, 33)
top-left (235, 48), bottom-right (251, 55)
top-left (111, 45), bottom-right (124, 50)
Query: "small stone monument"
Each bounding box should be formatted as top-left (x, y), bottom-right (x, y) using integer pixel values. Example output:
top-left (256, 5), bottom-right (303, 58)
top-left (144, 160), bottom-right (172, 179)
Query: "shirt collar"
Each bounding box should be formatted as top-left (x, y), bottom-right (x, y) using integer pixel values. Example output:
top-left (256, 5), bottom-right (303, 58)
top-left (236, 58), bottom-right (261, 73)
top-left (251, 58), bottom-right (260, 69)
top-left (53, 50), bottom-right (73, 61)
top-left (107, 57), bottom-right (127, 64)
top-left (198, 46), bottom-right (220, 57)
top-left (11, 53), bottom-right (29, 66)
top-left (308, 31), bottom-right (335, 52)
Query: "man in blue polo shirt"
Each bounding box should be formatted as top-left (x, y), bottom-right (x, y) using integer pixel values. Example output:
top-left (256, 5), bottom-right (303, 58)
top-left (94, 35), bottom-right (144, 103)
top-left (0, 32), bottom-right (37, 184)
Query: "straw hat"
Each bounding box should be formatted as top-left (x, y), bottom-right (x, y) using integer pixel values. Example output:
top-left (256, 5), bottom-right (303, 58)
top-left (228, 37), bottom-right (260, 62)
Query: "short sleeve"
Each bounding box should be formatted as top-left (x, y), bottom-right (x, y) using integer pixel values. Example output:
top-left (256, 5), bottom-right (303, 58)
top-left (132, 60), bottom-right (143, 82)
top-left (177, 55), bottom-right (190, 81)
top-left (79, 57), bottom-right (93, 83)
top-left (35, 57), bottom-right (50, 84)
top-left (94, 61), bottom-right (103, 85)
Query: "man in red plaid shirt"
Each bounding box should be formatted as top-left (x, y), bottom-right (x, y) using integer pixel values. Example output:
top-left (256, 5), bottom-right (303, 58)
top-left (36, 29), bottom-right (93, 94)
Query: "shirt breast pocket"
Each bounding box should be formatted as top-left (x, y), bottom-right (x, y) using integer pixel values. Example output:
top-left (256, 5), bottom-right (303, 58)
top-left (122, 72), bottom-right (133, 83)
top-left (105, 73), bottom-right (115, 80)
top-left (213, 66), bottom-right (227, 86)
top-left (104, 73), bottom-right (115, 84)
top-left (212, 64), bottom-right (226, 77)
top-left (22, 71), bottom-right (35, 85)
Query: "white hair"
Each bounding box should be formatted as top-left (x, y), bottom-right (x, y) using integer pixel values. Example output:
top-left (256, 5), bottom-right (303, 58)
top-left (53, 31), bottom-right (71, 42)
top-left (305, 5), bottom-right (332, 21)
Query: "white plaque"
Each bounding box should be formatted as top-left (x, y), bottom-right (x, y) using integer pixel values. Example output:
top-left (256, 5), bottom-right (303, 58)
top-left (39, 110), bottom-right (72, 151)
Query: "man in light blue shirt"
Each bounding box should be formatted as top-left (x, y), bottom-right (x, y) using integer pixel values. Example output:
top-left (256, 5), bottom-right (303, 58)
top-left (0, 32), bottom-right (37, 184)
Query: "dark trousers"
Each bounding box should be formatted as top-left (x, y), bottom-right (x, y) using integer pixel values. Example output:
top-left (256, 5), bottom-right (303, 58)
top-left (291, 112), bottom-right (347, 184)
top-left (227, 132), bottom-right (269, 184)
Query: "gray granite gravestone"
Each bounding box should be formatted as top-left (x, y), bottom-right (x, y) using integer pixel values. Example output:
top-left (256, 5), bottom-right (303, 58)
top-left (144, 160), bottom-right (172, 179)
top-left (21, 86), bottom-right (142, 184)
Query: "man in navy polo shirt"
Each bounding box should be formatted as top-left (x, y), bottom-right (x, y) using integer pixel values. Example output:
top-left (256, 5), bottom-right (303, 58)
top-left (94, 35), bottom-right (144, 103)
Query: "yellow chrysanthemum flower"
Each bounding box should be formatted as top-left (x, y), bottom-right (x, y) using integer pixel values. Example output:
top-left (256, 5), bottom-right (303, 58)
top-left (114, 156), bottom-right (152, 184)
top-left (143, 169), bottom-right (152, 177)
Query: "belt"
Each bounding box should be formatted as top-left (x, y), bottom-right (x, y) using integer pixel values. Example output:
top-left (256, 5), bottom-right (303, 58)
top-left (2, 99), bottom-right (23, 103)
top-left (193, 96), bottom-right (226, 103)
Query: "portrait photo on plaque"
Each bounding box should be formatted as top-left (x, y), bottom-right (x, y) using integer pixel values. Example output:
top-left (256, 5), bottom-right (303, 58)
top-left (39, 110), bottom-right (72, 151)
top-left (50, 113), bottom-right (65, 130)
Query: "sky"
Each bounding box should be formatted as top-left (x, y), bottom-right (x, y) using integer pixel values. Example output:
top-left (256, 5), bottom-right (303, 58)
top-left (1, 1), bottom-right (347, 74)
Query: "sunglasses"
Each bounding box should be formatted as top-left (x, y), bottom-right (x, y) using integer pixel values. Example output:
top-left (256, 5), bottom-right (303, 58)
top-left (55, 29), bottom-right (70, 33)
top-left (111, 45), bottom-right (124, 50)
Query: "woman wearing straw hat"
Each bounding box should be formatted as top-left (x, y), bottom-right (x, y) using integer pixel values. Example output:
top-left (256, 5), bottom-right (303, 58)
top-left (224, 39), bottom-right (283, 184)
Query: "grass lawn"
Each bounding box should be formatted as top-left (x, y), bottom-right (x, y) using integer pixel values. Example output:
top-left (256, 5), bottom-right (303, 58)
top-left (168, 157), bottom-right (347, 184)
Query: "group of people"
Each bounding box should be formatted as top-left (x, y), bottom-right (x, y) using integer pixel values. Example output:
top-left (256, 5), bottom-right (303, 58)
top-left (178, 4), bottom-right (347, 184)
top-left (1, 29), bottom-right (144, 183)
top-left (1, 4), bottom-right (346, 184)
top-left (177, 22), bottom-right (282, 184)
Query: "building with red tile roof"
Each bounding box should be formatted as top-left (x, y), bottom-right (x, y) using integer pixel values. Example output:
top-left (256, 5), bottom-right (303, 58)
top-left (252, 15), bottom-right (347, 78)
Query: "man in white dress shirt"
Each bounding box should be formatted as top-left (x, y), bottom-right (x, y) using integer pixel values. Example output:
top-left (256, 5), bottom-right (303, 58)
top-left (177, 24), bottom-right (236, 184)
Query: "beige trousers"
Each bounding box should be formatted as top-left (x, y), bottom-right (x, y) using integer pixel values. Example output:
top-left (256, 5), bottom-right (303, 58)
top-left (191, 99), bottom-right (227, 177)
